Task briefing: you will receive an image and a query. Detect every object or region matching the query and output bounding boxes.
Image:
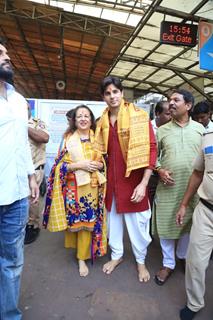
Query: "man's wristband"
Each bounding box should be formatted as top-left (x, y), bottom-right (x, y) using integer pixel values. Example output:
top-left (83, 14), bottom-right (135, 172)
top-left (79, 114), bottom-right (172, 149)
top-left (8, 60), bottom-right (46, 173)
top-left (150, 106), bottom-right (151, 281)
top-left (154, 166), bottom-right (161, 172)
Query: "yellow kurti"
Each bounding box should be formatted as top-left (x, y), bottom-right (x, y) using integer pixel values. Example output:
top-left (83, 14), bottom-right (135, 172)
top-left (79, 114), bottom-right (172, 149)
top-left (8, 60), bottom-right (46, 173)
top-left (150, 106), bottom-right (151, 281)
top-left (65, 137), bottom-right (106, 260)
top-left (44, 131), bottom-right (107, 261)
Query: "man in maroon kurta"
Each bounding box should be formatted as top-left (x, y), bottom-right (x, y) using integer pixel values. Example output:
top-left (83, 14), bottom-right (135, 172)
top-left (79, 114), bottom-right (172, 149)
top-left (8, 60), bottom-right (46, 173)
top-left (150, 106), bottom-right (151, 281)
top-left (97, 76), bottom-right (157, 282)
top-left (106, 119), bottom-right (156, 214)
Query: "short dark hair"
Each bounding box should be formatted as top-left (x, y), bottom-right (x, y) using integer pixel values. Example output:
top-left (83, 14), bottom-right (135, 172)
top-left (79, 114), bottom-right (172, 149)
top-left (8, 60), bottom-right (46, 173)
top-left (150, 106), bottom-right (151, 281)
top-left (70, 104), bottom-right (96, 132)
top-left (170, 89), bottom-right (195, 108)
top-left (155, 101), bottom-right (168, 115)
top-left (0, 37), bottom-right (6, 46)
top-left (193, 101), bottom-right (210, 115)
top-left (66, 108), bottom-right (75, 119)
top-left (100, 76), bottom-right (123, 96)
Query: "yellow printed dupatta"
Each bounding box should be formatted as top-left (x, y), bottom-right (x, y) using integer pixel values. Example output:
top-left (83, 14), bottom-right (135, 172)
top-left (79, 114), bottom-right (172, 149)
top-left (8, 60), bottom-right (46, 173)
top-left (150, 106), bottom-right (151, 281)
top-left (94, 99), bottom-right (150, 177)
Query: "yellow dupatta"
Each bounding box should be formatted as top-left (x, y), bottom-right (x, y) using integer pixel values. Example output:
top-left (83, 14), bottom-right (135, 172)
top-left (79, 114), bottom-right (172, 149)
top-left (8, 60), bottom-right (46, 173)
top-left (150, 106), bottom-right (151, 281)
top-left (66, 130), bottom-right (106, 186)
top-left (47, 152), bottom-right (71, 232)
top-left (95, 99), bottom-right (150, 177)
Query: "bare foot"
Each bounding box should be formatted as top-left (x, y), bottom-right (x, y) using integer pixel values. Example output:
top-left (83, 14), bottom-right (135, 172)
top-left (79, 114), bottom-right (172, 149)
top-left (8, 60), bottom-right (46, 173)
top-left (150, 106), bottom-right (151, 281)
top-left (78, 260), bottom-right (89, 277)
top-left (137, 263), bottom-right (150, 282)
top-left (103, 258), bottom-right (123, 274)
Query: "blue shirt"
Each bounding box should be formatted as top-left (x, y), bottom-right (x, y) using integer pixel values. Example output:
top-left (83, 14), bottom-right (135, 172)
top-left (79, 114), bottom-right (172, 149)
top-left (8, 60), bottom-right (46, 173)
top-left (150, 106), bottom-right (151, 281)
top-left (0, 83), bottom-right (34, 205)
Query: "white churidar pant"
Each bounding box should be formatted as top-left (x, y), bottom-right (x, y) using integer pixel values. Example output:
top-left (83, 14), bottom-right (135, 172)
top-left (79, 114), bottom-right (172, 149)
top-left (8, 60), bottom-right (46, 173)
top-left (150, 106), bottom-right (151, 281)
top-left (160, 233), bottom-right (190, 269)
top-left (107, 197), bottom-right (152, 264)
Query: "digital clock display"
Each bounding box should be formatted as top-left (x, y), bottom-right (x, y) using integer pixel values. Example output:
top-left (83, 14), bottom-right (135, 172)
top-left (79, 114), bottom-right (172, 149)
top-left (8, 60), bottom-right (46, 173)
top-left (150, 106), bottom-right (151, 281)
top-left (160, 21), bottom-right (198, 47)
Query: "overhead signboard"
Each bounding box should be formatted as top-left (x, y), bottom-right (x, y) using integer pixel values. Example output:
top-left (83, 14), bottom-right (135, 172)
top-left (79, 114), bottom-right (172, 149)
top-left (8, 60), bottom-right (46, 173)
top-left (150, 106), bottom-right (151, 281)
top-left (199, 21), bottom-right (213, 72)
top-left (160, 21), bottom-right (198, 47)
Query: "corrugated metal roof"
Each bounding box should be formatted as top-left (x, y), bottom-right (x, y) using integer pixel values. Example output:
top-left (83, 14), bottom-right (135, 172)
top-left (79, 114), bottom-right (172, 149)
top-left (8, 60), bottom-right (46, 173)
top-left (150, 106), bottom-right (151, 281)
top-left (0, 0), bottom-right (212, 101)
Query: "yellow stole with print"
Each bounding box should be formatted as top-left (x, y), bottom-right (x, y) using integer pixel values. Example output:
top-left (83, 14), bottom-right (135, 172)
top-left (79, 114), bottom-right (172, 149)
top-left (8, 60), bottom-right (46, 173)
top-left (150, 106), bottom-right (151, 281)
top-left (66, 130), bottom-right (106, 186)
top-left (95, 99), bottom-right (150, 177)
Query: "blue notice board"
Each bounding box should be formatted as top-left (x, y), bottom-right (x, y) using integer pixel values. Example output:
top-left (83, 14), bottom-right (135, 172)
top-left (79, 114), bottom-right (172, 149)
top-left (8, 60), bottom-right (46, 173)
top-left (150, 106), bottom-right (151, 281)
top-left (199, 22), bottom-right (213, 72)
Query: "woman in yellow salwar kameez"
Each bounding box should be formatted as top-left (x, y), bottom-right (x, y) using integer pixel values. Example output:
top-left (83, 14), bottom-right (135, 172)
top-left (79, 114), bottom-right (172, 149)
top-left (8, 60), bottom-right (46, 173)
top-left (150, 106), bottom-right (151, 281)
top-left (43, 105), bottom-right (107, 277)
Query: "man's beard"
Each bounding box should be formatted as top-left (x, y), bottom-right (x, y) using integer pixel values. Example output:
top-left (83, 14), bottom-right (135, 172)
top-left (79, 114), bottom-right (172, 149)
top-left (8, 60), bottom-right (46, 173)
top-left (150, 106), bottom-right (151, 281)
top-left (0, 63), bottom-right (14, 83)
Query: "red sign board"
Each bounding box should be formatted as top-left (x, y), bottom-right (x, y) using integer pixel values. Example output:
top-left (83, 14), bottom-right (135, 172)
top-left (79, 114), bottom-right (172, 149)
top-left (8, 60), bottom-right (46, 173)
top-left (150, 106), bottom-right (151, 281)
top-left (160, 21), bottom-right (198, 47)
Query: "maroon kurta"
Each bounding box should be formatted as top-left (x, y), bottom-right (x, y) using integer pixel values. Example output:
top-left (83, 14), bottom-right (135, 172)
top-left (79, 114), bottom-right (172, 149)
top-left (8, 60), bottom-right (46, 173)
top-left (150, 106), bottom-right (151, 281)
top-left (106, 121), bottom-right (157, 213)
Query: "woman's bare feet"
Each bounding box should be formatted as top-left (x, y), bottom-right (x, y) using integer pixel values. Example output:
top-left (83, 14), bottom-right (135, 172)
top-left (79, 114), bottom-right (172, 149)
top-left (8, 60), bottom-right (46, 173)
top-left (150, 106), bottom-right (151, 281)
top-left (78, 260), bottom-right (89, 277)
top-left (103, 258), bottom-right (123, 274)
top-left (137, 263), bottom-right (150, 282)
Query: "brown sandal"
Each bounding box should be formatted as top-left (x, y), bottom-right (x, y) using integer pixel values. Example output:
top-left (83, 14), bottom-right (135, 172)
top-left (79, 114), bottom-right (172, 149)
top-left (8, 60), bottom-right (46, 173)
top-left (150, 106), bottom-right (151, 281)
top-left (154, 267), bottom-right (174, 286)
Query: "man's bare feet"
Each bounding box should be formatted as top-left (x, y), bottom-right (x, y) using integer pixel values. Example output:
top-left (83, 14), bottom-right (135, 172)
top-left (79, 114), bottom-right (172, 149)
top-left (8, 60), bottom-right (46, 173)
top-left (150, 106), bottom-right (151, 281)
top-left (103, 258), bottom-right (123, 274)
top-left (78, 260), bottom-right (89, 277)
top-left (137, 263), bottom-right (150, 282)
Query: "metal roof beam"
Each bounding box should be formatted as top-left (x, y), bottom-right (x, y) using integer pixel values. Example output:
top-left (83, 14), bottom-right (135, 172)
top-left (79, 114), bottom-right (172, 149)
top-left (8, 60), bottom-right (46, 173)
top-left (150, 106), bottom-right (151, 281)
top-left (1, 0), bottom-right (133, 41)
top-left (120, 56), bottom-right (213, 80)
top-left (45, 0), bottom-right (147, 14)
top-left (13, 17), bottom-right (48, 98)
top-left (73, 33), bottom-right (84, 100)
top-left (0, 25), bottom-right (39, 97)
top-left (37, 22), bottom-right (58, 99)
top-left (59, 26), bottom-right (67, 99)
top-left (155, 0), bottom-right (210, 23)
top-left (129, 0), bottom-right (210, 70)
top-left (119, 75), bottom-right (172, 90)
top-left (122, 85), bottom-right (165, 99)
top-left (82, 36), bottom-right (106, 97)
top-left (174, 71), bottom-right (213, 103)
top-left (107, 0), bottom-right (163, 74)
top-left (87, 0), bottom-right (146, 14)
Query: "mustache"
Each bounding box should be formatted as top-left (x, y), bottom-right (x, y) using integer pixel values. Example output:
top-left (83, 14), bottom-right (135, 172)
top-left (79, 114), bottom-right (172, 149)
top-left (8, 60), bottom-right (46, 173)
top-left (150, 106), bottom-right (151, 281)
top-left (1, 61), bottom-right (12, 67)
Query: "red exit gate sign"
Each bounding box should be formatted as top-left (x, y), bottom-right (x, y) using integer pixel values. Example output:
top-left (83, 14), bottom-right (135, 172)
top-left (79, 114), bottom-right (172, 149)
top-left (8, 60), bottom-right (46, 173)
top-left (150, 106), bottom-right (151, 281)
top-left (160, 21), bottom-right (198, 47)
